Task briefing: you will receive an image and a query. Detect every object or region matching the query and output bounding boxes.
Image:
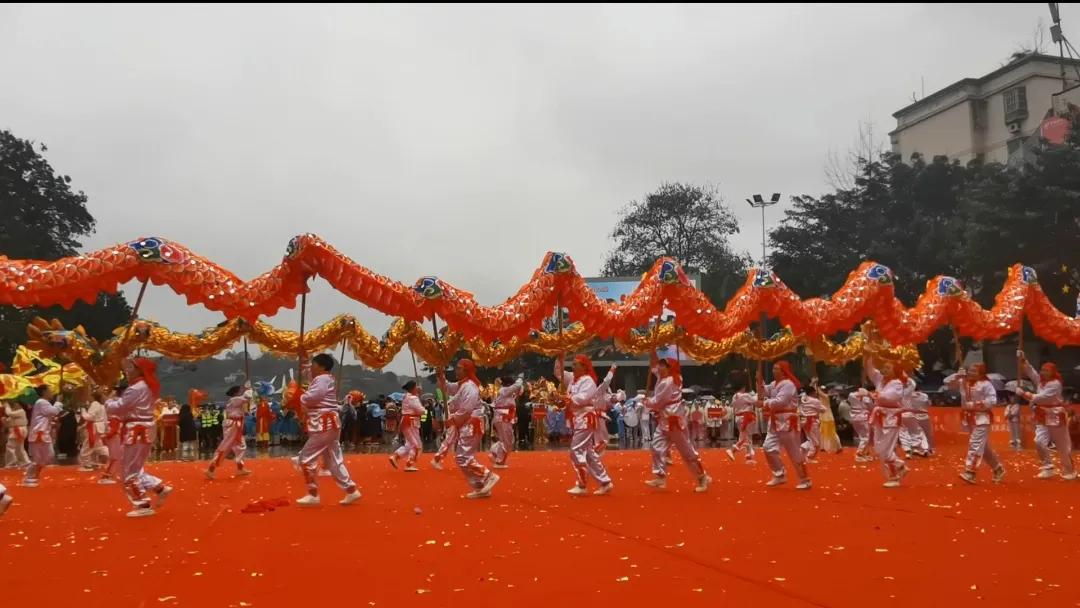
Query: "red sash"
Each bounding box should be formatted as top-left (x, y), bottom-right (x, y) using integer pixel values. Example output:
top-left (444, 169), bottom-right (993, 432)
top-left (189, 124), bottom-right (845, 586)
top-left (32, 430), bottom-right (47, 442)
top-left (128, 425), bottom-right (152, 444)
top-left (737, 411), bottom-right (757, 426)
top-left (85, 420), bottom-right (98, 448)
top-left (504, 406), bottom-right (516, 423)
top-left (667, 415), bottom-right (683, 431)
top-left (104, 418), bottom-right (122, 440)
top-left (801, 415), bottom-right (819, 433)
top-left (401, 414), bottom-right (419, 429)
top-left (13, 426), bottom-right (25, 442)
top-left (319, 412), bottom-right (339, 432)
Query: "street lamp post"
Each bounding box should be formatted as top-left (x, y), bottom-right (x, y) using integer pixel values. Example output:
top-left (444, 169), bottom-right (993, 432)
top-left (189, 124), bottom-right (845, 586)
top-left (746, 193), bottom-right (782, 382)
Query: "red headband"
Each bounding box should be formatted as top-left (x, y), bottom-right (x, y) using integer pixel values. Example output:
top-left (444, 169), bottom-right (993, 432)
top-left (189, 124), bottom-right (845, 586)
top-left (774, 361), bottom-right (802, 391)
top-left (132, 357), bottom-right (160, 399)
top-left (458, 359), bottom-right (481, 387)
top-left (573, 354), bottom-right (598, 384)
top-left (663, 357), bottom-right (683, 387)
top-left (1041, 362), bottom-right (1063, 384)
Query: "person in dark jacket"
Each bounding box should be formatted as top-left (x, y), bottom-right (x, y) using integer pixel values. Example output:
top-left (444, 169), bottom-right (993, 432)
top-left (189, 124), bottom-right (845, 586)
top-left (179, 403), bottom-right (197, 461)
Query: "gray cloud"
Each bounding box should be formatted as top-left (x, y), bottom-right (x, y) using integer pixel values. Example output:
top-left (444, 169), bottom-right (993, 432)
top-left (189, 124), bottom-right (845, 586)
top-left (0, 3), bottom-right (1058, 371)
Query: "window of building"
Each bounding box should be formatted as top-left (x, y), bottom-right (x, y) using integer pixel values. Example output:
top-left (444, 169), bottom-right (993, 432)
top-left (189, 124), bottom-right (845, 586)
top-left (1003, 87), bottom-right (1028, 124)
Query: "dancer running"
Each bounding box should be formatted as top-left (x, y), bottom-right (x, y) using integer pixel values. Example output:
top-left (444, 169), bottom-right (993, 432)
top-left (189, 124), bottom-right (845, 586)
top-left (865, 356), bottom-right (909, 487)
top-left (726, 370), bottom-right (757, 463)
top-left (489, 375), bottom-right (523, 469)
top-left (643, 356), bottom-right (711, 492)
top-left (107, 358), bottom-right (174, 517)
top-left (205, 385), bottom-right (252, 480)
top-left (437, 359), bottom-right (500, 499)
top-left (22, 385), bottom-right (63, 488)
top-left (799, 381), bottom-right (828, 463)
top-left (77, 390), bottom-right (109, 472)
top-left (847, 386), bottom-right (874, 462)
top-left (293, 353), bottom-right (362, 506)
top-left (1016, 352), bottom-right (1075, 480)
top-left (759, 361), bottom-right (811, 490)
top-left (389, 380), bottom-right (424, 472)
top-left (556, 354), bottom-right (616, 496)
top-left (99, 387), bottom-right (124, 485)
top-left (945, 363), bottom-right (1005, 485)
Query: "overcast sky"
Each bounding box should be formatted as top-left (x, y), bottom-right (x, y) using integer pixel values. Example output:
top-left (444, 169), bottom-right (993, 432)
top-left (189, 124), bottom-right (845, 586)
top-left (0, 4), bottom-right (1068, 372)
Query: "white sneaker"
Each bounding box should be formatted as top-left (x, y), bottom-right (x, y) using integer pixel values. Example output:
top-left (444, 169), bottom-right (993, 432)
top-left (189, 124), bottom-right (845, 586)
top-left (479, 473), bottom-right (500, 495)
top-left (78, 466), bottom-right (96, 472)
top-left (155, 485), bottom-right (173, 508)
top-left (318, 469), bottom-right (332, 477)
top-left (236, 468), bottom-right (252, 477)
top-left (97, 478), bottom-right (118, 485)
top-left (126, 507), bottom-right (155, 518)
top-left (883, 479), bottom-right (901, 488)
top-left (695, 475), bottom-right (712, 493)
top-left (296, 494), bottom-right (321, 507)
top-left (1037, 468), bottom-right (1056, 480)
top-left (0, 494), bottom-right (12, 517)
top-left (765, 476), bottom-right (786, 487)
top-left (404, 465), bottom-right (419, 472)
top-left (567, 486), bottom-right (588, 496)
top-left (725, 448), bottom-right (736, 461)
top-left (644, 477), bottom-right (667, 489)
top-left (593, 483), bottom-right (614, 496)
top-left (204, 469), bottom-right (215, 480)
top-left (492, 463), bottom-right (509, 469)
top-left (1062, 472), bottom-right (1078, 481)
top-left (958, 471), bottom-right (976, 485)
top-left (20, 481), bottom-right (38, 488)
top-left (339, 490), bottom-right (362, 506)
top-left (745, 458), bottom-right (757, 465)
top-left (795, 480), bottom-right (812, 490)
top-left (431, 459), bottom-right (444, 471)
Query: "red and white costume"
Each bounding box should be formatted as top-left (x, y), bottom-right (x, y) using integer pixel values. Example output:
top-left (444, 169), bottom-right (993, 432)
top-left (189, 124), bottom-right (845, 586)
top-left (866, 361), bottom-right (907, 482)
top-left (393, 392), bottom-right (425, 467)
top-left (106, 378), bottom-right (170, 508)
top-left (899, 387), bottom-right (930, 457)
top-left (730, 391), bottom-right (757, 460)
top-left (209, 394), bottom-right (248, 473)
top-left (1021, 361), bottom-right (1074, 478)
top-left (3, 402), bottom-right (29, 468)
top-left (77, 399), bottom-right (109, 469)
top-left (645, 370), bottom-right (707, 483)
top-left (847, 388), bottom-right (873, 461)
top-left (297, 373), bottom-right (357, 496)
top-left (490, 379), bottom-right (523, 466)
top-left (944, 371), bottom-right (1002, 478)
top-left (558, 359), bottom-right (614, 491)
top-left (445, 375), bottom-right (497, 493)
top-left (22, 397), bottom-right (62, 485)
top-left (101, 397), bottom-right (124, 483)
top-left (761, 372), bottom-right (809, 486)
top-left (799, 393), bottom-right (827, 460)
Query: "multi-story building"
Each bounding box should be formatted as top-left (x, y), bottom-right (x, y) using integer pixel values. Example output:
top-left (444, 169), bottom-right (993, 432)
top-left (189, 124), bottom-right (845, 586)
top-left (891, 53), bottom-right (1080, 165)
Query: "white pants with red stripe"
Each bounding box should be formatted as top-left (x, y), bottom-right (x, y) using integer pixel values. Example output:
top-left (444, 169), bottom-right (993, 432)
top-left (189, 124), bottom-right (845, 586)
top-left (800, 419), bottom-right (822, 459)
top-left (78, 430), bottom-right (109, 468)
top-left (964, 424), bottom-right (1001, 473)
top-left (455, 424), bottom-right (493, 490)
top-left (763, 428), bottom-right (808, 482)
top-left (733, 417), bottom-right (756, 459)
top-left (22, 441), bottom-right (54, 483)
top-left (872, 425), bottom-right (905, 479)
top-left (298, 429), bottom-right (355, 495)
top-left (123, 442), bottom-right (165, 507)
top-left (490, 420), bottom-right (514, 465)
top-left (569, 427), bottom-right (611, 488)
top-left (914, 414), bottom-right (934, 453)
top-left (651, 425), bottom-right (705, 478)
top-left (1035, 424), bottom-right (1075, 475)
top-left (4, 427), bottom-right (29, 468)
top-left (102, 434), bottom-right (123, 480)
top-left (211, 421), bottom-right (246, 470)
top-left (394, 423), bottom-right (422, 465)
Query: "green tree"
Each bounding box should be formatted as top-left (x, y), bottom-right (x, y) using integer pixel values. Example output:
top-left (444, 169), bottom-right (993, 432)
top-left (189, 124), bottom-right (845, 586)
top-left (0, 130), bottom-right (131, 362)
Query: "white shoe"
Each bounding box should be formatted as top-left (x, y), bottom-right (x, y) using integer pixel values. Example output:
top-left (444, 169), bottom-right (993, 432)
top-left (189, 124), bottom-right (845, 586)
top-left (1062, 472), bottom-right (1078, 481)
top-left (1037, 468), bottom-right (1056, 480)
top-left (644, 477), bottom-right (667, 489)
top-left (695, 475), bottom-right (712, 493)
top-left (78, 466), bottom-right (96, 472)
top-left (296, 494), bottom-right (321, 507)
top-left (479, 473), bottom-right (500, 495)
top-left (20, 481), bottom-right (38, 488)
top-left (404, 465), bottom-right (419, 472)
top-left (958, 471), bottom-right (976, 485)
top-left (0, 494), bottom-right (12, 517)
top-left (126, 506), bottom-right (155, 518)
top-left (567, 486), bottom-right (588, 496)
top-left (155, 485), bottom-right (174, 508)
top-left (318, 470), bottom-right (332, 477)
top-left (204, 469), bottom-right (215, 480)
top-left (388, 456), bottom-right (398, 470)
top-left (236, 468), bottom-right (252, 477)
top-left (593, 483), bottom-right (614, 496)
top-left (795, 480), bottom-right (812, 490)
top-left (745, 458), bottom-right (757, 465)
top-left (339, 490), bottom-right (362, 506)
top-left (992, 467), bottom-right (1006, 484)
top-left (97, 478), bottom-right (118, 485)
top-left (897, 465), bottom-right (909, 480)
top-left (883, 479), bottom-right (901, 488)
top-left (431, 459), bottom-right (444, 471)
top-left (290, 457), bottom-right (301, 472)
top-left (492, 463), bottom-right (509, 469)
top-left (725, 448), bottom-right (736, 461)
top-left (765, 476), bottom-right (786, 487)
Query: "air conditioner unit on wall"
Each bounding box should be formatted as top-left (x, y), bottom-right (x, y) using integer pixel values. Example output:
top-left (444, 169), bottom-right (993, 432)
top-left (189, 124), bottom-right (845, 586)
top-left (1007, 122), bottom-right (1021, 134)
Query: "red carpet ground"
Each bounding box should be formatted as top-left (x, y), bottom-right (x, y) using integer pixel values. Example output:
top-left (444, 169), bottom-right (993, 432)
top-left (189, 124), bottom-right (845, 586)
top-left (2, 446), bottom-right (1078, 607)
